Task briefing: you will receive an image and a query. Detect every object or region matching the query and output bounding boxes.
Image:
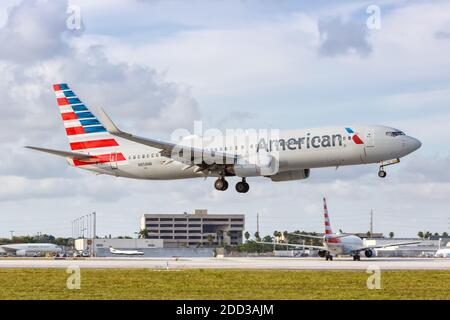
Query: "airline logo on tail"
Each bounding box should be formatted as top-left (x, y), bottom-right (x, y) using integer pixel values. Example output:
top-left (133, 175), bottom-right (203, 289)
top-left (53, 84), bottom-right (126, 166)
top-left (345, 127), bottom-right (364, 144)
top-left (323, 197), bottom-right (340, 243)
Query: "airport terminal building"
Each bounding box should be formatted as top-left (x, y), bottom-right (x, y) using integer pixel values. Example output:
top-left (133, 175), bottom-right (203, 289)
top-left (140, 209), bottom-right (245, 247)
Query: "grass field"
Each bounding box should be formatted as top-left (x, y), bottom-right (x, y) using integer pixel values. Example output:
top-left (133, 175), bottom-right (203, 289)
top-left (0, 269), bottom-right (449, 300)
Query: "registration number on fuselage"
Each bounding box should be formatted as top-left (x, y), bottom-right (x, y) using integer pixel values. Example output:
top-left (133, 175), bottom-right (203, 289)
top-left (138, 162), bottom-right (153, 167)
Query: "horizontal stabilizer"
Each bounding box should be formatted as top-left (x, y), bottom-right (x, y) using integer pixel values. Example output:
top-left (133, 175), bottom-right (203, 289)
top-left (25, 146), bottom-right (96, 162)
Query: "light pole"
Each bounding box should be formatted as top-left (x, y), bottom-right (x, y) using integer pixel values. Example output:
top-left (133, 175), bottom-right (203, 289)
top-left (9, 230), bottom-right (14, 240)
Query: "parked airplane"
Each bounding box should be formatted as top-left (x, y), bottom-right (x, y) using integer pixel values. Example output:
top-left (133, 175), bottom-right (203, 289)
top-left (258, 198), bottom-right (421, 260)
top-left (0, 243), bottom-right (62, 257)
top-left (26, 84), bottom-right (421, 193)
top-left (109, 247), bottom-right (144, 256)
top-left (435, 248), bottom-right (450, 258)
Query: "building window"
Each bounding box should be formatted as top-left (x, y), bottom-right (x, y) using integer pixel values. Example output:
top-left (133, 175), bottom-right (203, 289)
top-left (174, 224), bottom-right (187, 228)
top-left (188, 224), bottom-right (201, 228)
top-left (160, 224), bottom-right (173, 228)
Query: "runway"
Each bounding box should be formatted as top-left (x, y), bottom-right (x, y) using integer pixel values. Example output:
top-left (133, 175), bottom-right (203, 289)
top-left (0, 257), bottom-right (449, 270)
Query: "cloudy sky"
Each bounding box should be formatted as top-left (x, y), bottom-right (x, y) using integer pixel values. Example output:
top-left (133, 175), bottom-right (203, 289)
top-left (0, 0), bottom-right (449, 239)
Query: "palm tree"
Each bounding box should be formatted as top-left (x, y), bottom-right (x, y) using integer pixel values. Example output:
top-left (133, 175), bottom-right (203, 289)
top-left (254, 232), bottom-right (260, 241)
top-left (389, 232), bottom-right (394, 239)
top-left (244, 231), bottom-right (250, 242)
top-left (207, 234), bottom-right (214, 246)
top-left (138, 229), bottom-right (149, 239)
top-left (417, 231), bottom-right (424, 239)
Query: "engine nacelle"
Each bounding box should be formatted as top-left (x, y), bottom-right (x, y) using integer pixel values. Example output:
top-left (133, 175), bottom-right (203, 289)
top-left (15, 250), bottom-right (26, 257)
top-left (364, 249), bottom-right (374, 258)
top-left (318, 250), bottom-right (327, 258)
top-left (270, 169), bottom-right (310, 182)
top-left (233, 154), bottom-right (278, 177)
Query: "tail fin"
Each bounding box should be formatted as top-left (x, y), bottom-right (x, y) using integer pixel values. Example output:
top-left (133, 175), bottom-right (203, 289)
top-left (52, 84), bottom-right (126, 166)
top-left (323, 197), bottom-right (333, 235)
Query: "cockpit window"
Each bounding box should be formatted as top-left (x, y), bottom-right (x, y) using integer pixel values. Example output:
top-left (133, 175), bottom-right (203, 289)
top-left (386, 131), bottom-right (405, 137)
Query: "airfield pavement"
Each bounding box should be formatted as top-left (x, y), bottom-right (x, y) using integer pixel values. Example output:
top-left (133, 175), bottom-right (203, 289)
top-left (0, 257), bottom-right (449, 270)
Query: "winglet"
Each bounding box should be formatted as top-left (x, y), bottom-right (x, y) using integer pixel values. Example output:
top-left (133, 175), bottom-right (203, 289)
top-left (97, 107), bottom-right (121, 135)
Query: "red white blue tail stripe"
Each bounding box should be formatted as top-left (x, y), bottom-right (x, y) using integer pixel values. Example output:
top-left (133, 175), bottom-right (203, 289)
top-left (323, 197), bottom-right (333, 235)
top-left (53, 84), bottom-right (126, 166)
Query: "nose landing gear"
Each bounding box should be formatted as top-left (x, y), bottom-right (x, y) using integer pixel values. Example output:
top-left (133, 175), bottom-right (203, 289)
top-left (378, 168), bottom-right (387, 178)
top-left (378, 158), bottom-right (400, 178)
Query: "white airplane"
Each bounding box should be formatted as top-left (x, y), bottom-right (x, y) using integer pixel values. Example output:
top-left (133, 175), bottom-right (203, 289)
top-left (109, 247), bottom-right (144, 256)
top-left (435, 248), bottom-right (450, 258)
top-left (0, 243), bottom-right (62, 257)
top-left (26, 84), bottom-right (422, 193)
top-left (259, 198), bottom-right (421, 261)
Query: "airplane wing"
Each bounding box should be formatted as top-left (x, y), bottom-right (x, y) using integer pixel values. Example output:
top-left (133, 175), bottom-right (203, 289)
top-left (289, 233), bottom-right (323, 239)
top-left (358, 240), bottom-right (421, 251)
top-left (256, 241), bottom-right (326, 250)
top-left (98, 107), bottom-right (238, 165)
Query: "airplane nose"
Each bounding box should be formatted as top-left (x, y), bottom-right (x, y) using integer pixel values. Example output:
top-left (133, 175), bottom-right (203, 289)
top-left (408, 137), bottom-right (422, 152)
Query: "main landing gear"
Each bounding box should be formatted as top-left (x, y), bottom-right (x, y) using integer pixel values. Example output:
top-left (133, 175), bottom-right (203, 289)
top-left (214, 177), bottom-right (250, 193)
top-left (325, 253), bottom-right (333, 261)
top-left (235, 178), bottom-right (250, 193)
top-left (353, 254), bottom-right (361, 261)
top-left (378, 158), bottom-right (400, 179)
top-left (214, 177), bottom-right (228, 191)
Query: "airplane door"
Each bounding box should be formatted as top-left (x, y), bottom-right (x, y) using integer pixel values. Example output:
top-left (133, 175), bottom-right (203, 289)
top-left (365, 130), bottom-right (374, 147)
top-left (110, 152), bottom-right (118, 170)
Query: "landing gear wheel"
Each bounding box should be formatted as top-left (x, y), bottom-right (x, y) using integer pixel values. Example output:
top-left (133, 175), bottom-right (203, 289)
top-left (378, 170), bottom-right (387, 178)
top-left (325, 254), bottom-right (333, 261)
top-left (353, 255), bottom-right (361, 261)
top-left (235, 179), bottom-right (250, 193)
top-left (214, 178), bottom-right (228, 191)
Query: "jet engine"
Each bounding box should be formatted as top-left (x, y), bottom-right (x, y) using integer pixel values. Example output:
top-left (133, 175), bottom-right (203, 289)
top-left (270, 169), bottom-right (310, 182)
top-left (318, 250), bottom-right (327, 258)
top-left (15, 250), bottom-right (26, 257)
top-left (364, 249), bottom-right (374, 258)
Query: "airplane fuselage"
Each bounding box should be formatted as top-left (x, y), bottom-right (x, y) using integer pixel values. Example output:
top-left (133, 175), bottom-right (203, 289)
top-left (324, 234), bottom-right (364, 255)
top-left (70, 125), bottom-right (421, 181)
